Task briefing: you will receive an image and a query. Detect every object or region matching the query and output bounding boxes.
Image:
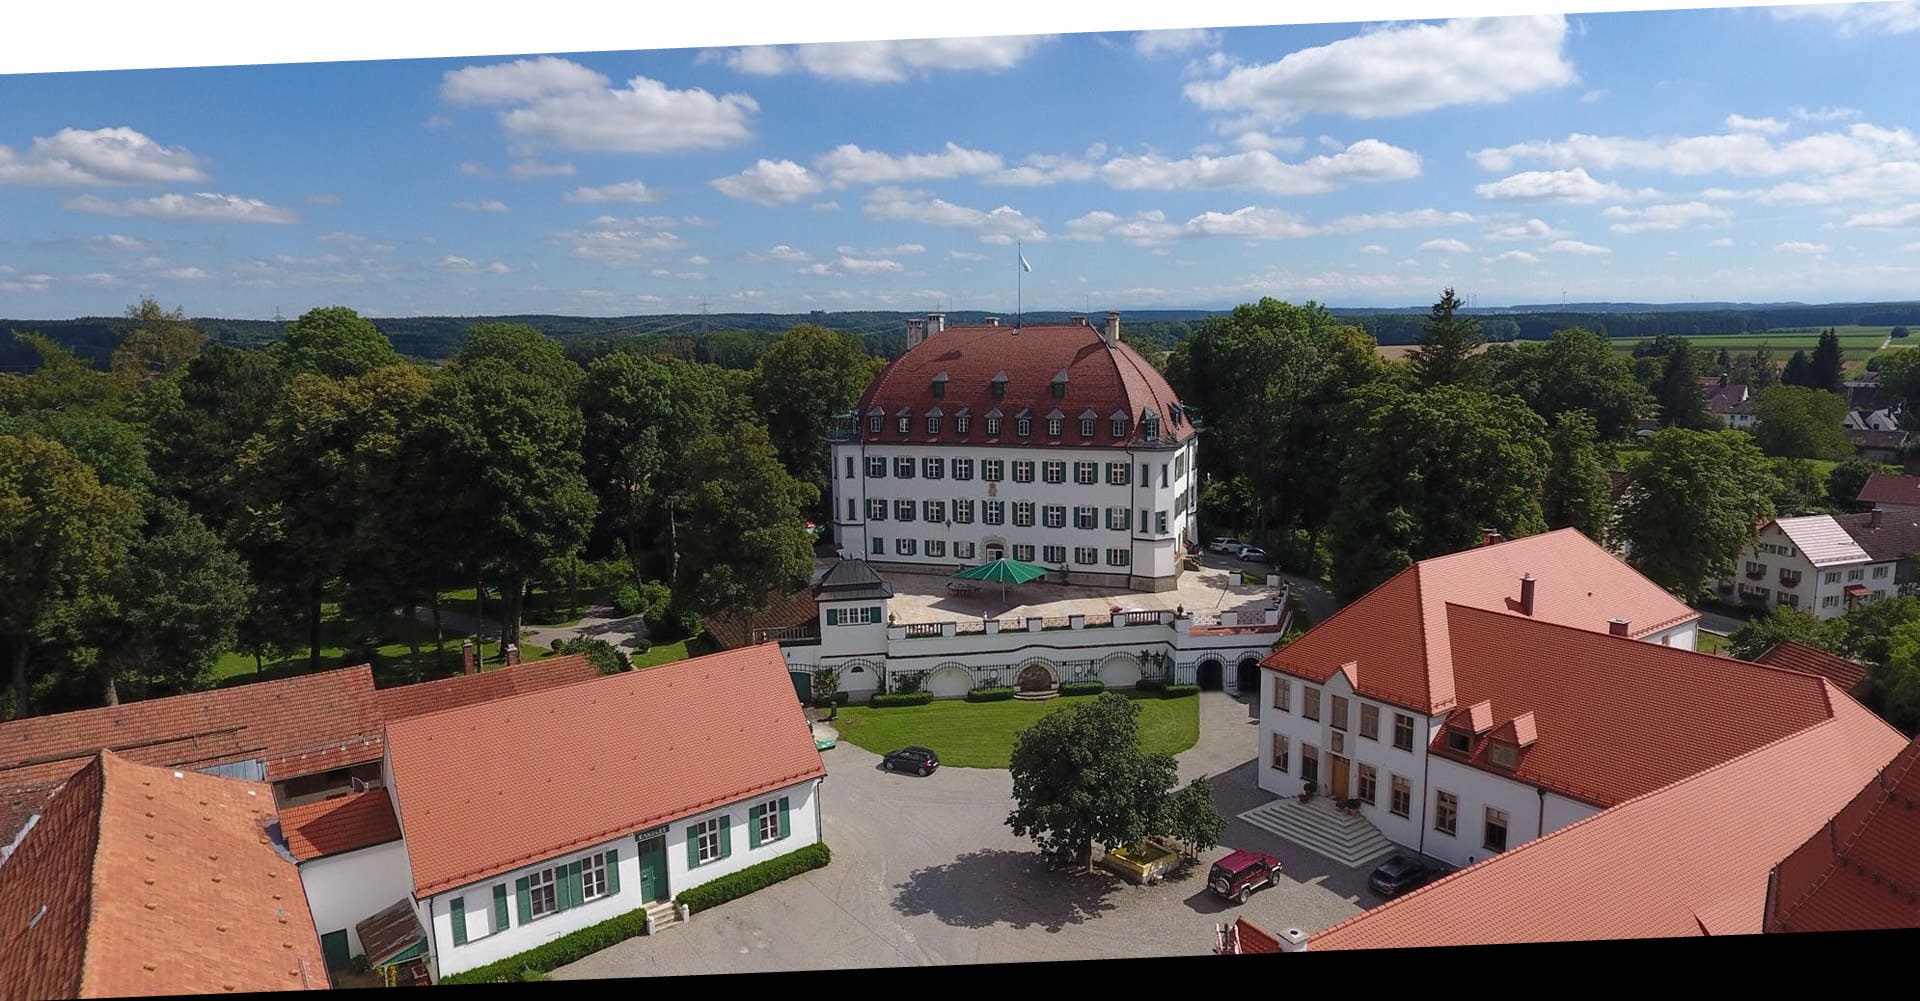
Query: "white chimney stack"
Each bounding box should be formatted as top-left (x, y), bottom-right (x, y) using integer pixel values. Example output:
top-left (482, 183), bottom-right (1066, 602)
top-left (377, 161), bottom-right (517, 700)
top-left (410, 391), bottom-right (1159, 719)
top-left (926, 313), bottom-right (946, 335)
top-left (906, 317), bottom-right (927, 348)
top-left (1277, 928), bottom-right (1309, 953)
top-left (1609, 618), bottom-right (1630, 637)
top-left (1103, 311), bottom-right (1121, 346)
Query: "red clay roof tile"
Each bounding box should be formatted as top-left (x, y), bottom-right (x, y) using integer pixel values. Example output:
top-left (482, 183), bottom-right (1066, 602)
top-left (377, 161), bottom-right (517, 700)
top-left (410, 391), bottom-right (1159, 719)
top-left (1311, 689), bottom-right (1907, 949)
top-left (374, 654), bottom-right (601, 723)
top-left (1233, 917), bottom-right (1281, 954)
top-left (704, 589), bottom-right (822, 649)
top-left (277, 789), bottom-right (402, 862)
top-left (1754, 641), bottom-right (1870, 693)
top-left (385, 643), bottom-right (826, 898)
top-left (1856, 472), bottom-right (1920, 507)
top-left (0, 752), bottom-right (327, 997)
top-left (1765, 736), bottom-right (1920, 934)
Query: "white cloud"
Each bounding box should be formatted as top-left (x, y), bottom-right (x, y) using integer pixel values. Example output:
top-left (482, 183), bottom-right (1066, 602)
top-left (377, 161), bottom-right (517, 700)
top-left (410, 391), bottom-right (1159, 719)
top-left (1545, 239), bottom-right (1611, 255)
top-left (1183, 16), bottom-right (1574, 122)
top-left (1359, 244), bottom-right (1389, 254)
top-left (564, 180), bottom-right (658, 204)
top-left (711, 159), bottom-right (825, 206)
top-left (66, 192), bottom-right (299, 224)
top-left (0, 269), bottom-right (54, 292)
top-left (75, 272), bottom-right (121, 286)
top-left (687, 255), bottom-right (711, 266)
top-left (499, 75), bottom-right (758, 153)
top-left (1725, 114), bottom-right (1788, 135)
top-left (1579, 89), bottom-right (1608, 104)
top-left (1844, 203), bottom-right (1920, 227)
top-left (863, 187), bottom-right (1045, 244)
top-left (1772, 1), bottom-right (1920, 37)
top-left (815, 142), bottom-right (1003, 186)
top-left (1710, 237), bottom-right (1736, 247)
top-left (1320, 208), bottom-right (1475, 233)
top-left (1483, 217), bottom-right (1569, 241)
top-left (316, 232), bottom-right (395, 252)
top-left (1470, 123), bottom-right (1919, 177)
top-left (745, 244), bottom-right (812, 263)
top-left (0, 126), bottom-right (209, 186)
top-left (440, 56), bottom-right (609, 105)
top-left (458, 161), bottom-right (490, 177)
top-left (837, 243), bottom-right (926, 256)
top-left (1134, 28), bottom-right (1220, 58)
top-left (159, 266), bottom-right (210, 281)
top-left (439, 255), bottom-right (515, 274)
top-left (1475, 168), bottom-right (1654, 204)
top-left (87, 233), bottom-right (147, 251)
top-left (509, 160), bottom-right (575, 178)
top-left (1419, 237), bottom-right (1473, 254)
top-left (985, 145), bottom-right (1108, 186)
top-left (1493, 250), bottom-right (1540, 264)
top-left (425, 114), bottom-right (454, 130)
top-left (796, 262), bottom-right (836, 277)
top-left (1602, 200), bottom-right (1732, 233)
top-left (1701, 161), bottom-right (1920, 206)
top-left (948, 250), bottom-right (988, 261)
top-left (811, 201), bottom-right (840, 212)
top-left (1064, 209), bottom-right (1185, 244)
top-left (1182, 206), bottom-right (1316, 240)
top-left (1793, 105), bottom-right (1862, 122)
top-left (550, 216), bottom-right (683, 266)
top-left (453, 199), bottom-right (509, 213)
top-left (1234, 132), bottom-right (1307, 154)
top-left (836, 255), bottom-right (904, 274)
top-left (1777, 240), bottom-right (1832, 254)
top-left (717, 36), bottom-right (1052, 84)
top-left (1099, 139), bottom-right (1421, 195)
top-left (1904, 241), bottom-right (1920, 252)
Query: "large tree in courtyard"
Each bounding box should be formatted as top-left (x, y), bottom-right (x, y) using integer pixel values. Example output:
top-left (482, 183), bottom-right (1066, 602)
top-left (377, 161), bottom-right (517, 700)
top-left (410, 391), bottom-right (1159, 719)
top-left (1614, 428), bottom-right (1776, 596)
top-left (1006, 692), bottom-right (1190, 874)
top-left (673, 423), bottom-right (817, 639)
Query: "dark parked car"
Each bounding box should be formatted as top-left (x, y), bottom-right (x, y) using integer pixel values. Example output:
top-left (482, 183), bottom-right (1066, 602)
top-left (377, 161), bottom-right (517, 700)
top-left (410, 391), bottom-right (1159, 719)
top-left (1208, 849), bottom-right (1281, 904)
top-left (1368, 855), bottom-right (1440, 898)
top-left (881, 746), bottom-right (940, 775)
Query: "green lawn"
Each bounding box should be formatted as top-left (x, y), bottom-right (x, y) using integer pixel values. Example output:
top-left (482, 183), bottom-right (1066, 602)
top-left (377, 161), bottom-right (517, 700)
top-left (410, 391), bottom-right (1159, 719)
top-left (1698, 631), bottom-right (1733, 655)
top-left (627, 632), bottom-right (721, 669)
top-left (1607, 327), bottom-right (1907, 368)
top-left (211, 610), bottom-right (552, 689)
top-left (1614, 446), bottom-right (1847, 482)
top-left (832, 690), bottom-right (1201, 769)
top-left (438, 583), bottom-right (612, 629)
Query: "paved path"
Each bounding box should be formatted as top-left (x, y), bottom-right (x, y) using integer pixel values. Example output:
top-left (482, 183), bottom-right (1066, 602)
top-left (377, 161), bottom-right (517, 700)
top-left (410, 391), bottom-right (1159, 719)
top-left (409, 603), bottom-right (653, 659)
top-left (555, 692), bottom-right (1371, 979)
top-left (1194, 551), bottom-right (1339, 628)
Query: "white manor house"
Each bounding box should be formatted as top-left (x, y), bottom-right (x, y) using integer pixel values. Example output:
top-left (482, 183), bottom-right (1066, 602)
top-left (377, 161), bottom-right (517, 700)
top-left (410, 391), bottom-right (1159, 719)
top-left (731, 312), bottom-right (1292, 701)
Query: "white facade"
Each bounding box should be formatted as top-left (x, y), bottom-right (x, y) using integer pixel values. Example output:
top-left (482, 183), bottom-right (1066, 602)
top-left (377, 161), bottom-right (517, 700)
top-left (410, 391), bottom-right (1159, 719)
top-left (1254, 617), bottom-right (1689, 866)
top-left (298, 838), bottom-right (411, 960)
top-left (828, 438), bottom-right (1200, 590)
top-left (420, 777), bottom-right (822, 980)
top-left (1722, 521), bottom-right (1894, 620)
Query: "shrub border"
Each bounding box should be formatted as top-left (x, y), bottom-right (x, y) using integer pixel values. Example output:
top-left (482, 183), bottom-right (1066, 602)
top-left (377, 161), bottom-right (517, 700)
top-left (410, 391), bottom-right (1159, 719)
top-left (676, 843), bottom-right (832, 915)
top-left (871, 691), bottom-right (935, 708)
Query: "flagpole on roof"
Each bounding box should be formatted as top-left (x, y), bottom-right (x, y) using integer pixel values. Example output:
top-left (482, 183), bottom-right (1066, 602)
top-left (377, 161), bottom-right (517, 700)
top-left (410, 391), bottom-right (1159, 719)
top-left (1017, 239), bottom-right (1023, 332)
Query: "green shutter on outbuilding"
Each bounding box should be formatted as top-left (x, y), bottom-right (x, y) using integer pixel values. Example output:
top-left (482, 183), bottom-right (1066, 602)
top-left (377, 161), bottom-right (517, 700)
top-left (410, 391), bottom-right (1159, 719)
top-left (869, 605), bottom-right (881, 622)
top-left (450, 896), bottom-right (467, 946)
top-left (686, 827), bottom-right (700, 868)
top-left (719, 816), bottom-right (732, 859)
top-left (515, 876), bottom-right (531, 923)
top-left (570, 860), bottom-right (585, 905)
top-left (748, 804), bottom-right (763, 849)
top-left (778, 797), bottom-right (791, 840)
top-left (492, 884), bottom-right (509, 930)
top-left (826, 608), bottom-right (839, 626)
top-left (604, 850), bottom-right (621, 896)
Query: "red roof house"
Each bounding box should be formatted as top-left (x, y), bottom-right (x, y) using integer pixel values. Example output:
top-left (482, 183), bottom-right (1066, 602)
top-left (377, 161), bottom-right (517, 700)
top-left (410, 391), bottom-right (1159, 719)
top-left (1765, 735), bottom-right (1920, 934)
top-left (1754, 641), bottom-right (1871, 694)
top-left (373, 653), bottom-right (600, 723)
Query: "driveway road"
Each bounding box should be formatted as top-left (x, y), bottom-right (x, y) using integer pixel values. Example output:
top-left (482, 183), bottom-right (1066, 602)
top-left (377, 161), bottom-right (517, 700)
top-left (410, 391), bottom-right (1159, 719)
top-left (554, 692), bottom-right (1372, 979)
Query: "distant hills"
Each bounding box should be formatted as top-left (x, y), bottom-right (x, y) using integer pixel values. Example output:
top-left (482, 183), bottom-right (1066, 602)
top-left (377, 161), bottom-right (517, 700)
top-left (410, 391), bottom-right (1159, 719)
top-left (7, 301), bottom-right (1920, 370)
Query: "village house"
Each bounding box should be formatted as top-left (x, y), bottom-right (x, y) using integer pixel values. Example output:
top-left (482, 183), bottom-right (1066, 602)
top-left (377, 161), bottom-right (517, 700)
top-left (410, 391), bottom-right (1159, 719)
top-left (1697, 375), bottom-right (1757, 429)
top-left (0, 751), bottom-right (330, 997)
top-left (1719, 514), bottom-right (1898, 619)
top-left (376, 643), bottom-right (825, 981)
top-left (1855, 471), bottom-right (1920, 515)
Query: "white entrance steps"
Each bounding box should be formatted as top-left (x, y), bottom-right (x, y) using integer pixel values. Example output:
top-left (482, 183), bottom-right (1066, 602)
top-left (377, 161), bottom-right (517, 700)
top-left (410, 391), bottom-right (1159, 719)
top-left (1012, 690), bottom-right (1059, 702)
top-left (1236, 798), bottom-right (1399, 869)
top-left (644, 900), bottom-right (680, 934)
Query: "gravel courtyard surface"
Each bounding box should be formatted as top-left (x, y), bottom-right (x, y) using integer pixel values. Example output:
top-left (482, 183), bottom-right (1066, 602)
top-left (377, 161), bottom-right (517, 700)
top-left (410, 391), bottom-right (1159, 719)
top-left (555, 693), bottom-right (1374, 979)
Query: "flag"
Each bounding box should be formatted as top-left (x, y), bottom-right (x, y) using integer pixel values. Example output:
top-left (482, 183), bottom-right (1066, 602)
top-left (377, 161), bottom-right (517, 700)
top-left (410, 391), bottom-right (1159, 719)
top-left (1020, 253), bottom-right (1032, 273)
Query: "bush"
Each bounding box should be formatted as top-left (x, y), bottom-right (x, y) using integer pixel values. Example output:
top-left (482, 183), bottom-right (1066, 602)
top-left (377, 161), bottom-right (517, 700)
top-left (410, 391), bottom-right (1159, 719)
top-left (676, 843), bottom-right (831, 915)
top-left (1162, 684), bottom-right (1201, 699)
top-left (552, 636), bottom-right (630, 675)
top-left (871, 692), bottom-right (934, 708)
top-left (612, 582), bottom-right (642, 617)
top-left (811, 691), bottom-right (850, 708)
top-left (1135, 677), bottom-right (1168, 692)
top-left (439, 905), bottom-right (650, 984)
top-left (634, 580), bottom-right (674, 629)
top-left (1059, 681), bottom-right (1106, 697)
top-left (632, 637), bottom-right (652, 655)
top-left (966, 686), bottom-right (1015, 703)
top-left (892, 670), bottom-right (928, 695)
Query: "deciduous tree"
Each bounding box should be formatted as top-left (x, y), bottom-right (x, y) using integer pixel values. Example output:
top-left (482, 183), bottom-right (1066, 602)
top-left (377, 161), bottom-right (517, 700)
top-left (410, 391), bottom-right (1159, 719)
top-left (1826, 457), bottom-right (1886, 512)
top-left (110, 298), bottom-right (205, 388)
top-left (750, 325), bottom-right (881, 517)
top-left (672, 423), bottom-right (816, 641)
top-left (1753, 385), bottom-right (1852, 460)
top-left (1485, 327), bottom-right (1649, 441)
top-left (277, 306), bottom-right (399, 379)
top-left (1006, 692), bottom-right (1181, 873)
top-left (1541, 411), bottom-right (1614, 540)
top-left (1615, 428), bottom-right (1776, 595)
top-left (1727, 606), bottom-right (1841, 660)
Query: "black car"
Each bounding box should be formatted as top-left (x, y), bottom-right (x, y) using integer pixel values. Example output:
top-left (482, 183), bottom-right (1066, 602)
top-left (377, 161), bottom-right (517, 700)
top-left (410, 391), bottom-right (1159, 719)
top-left (1368, 855), bottom-right (1439, 898)
top-left (881, 746), bottom-right (939, 775)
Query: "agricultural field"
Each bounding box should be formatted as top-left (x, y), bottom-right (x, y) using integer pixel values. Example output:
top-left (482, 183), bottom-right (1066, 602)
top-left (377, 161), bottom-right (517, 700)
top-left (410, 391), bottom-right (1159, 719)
top-left (1605, 325), bottom-right (1905, 364)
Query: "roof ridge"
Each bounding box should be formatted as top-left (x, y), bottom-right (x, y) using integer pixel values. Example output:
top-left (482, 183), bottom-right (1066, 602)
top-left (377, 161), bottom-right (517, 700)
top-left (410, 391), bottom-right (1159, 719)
top-left (74, 752), bottom-right (112, 998)
top-left (1769, 737), bottom-right (1920, 930)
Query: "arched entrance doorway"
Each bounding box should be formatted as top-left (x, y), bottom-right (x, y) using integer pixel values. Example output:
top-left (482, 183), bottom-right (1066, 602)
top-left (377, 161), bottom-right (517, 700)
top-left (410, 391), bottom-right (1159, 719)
top-left (1236, 657), bottom-right (1261, 696)
top-left (1016, 661), bottom-right (1056, 692)
top-left (1197, 658), bottom-right (1224, 691)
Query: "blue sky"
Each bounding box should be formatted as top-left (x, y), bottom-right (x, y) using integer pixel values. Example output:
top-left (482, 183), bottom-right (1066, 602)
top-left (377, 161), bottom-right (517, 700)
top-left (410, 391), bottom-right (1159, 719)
top-left (5, 5), bottom-right (1920, 317)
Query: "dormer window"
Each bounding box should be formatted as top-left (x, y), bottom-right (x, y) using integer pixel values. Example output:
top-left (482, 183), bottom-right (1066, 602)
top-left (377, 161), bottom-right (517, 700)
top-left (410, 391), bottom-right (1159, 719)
top-left (956, 414), bottom-right (971, 435)
top-left (932, 372), bottom-right (948, 398)
top-left (1143, 412), bottom-right (1161, 442)
top-left (1048, 418), bottom-right (1062, 436)
top-left (926, 415), bottom-right (941, 435)
top-left (1081, 418), bottom-right (1095, 437)
top-left (1051, 369), bottom-right (1069, 398)
top-left (986, 416), bottom-right (1002, 436)
top-left (1488, 742), bottom-right (1519, 769)
top-left (1111, 413), bottom-right (1128, 438)
top-left (991, 371), bottom-right (1008, 399)
top-left (869, 415), bottom-right (882, 434)
top-left (1017, 417), bottom-right (1032, 437)
top-left (1446, 729), bottom-right (1472, 754)
top-left (897, 416), bottom-right (911, 434)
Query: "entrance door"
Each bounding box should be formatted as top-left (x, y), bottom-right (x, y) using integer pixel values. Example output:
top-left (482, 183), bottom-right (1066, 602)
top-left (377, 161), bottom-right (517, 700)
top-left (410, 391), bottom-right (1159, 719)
top-left (637, 835), bottom-right (669, 904)
top-left (1236, 658), bottom-right (1260, 697)
top-left (320, 929), bottom-right (351, 971)
top-left (789, 671), bottom-right (812, 703)
top-left (1197, 659), bottom-right (1224, 691)
top-left (985, 542), bottom-right (1005, 561)
top-left (1328, 755), bottom-right (1350, 801)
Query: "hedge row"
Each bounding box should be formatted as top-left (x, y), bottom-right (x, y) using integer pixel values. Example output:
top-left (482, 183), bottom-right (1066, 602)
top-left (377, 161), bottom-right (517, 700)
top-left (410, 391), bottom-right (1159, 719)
top-left (1135, 677), bottom-right (1168, 692)
top-left (1161, 684), bottom-right (1201, 698)
top-left (440, 906), bottom-right (649, 984)
top-left (1059, 681), bottom-right (1106, 697)
top-left (810, 691), bottom-right (850, 708)
top-left (677, 843), bottom-right (832, 915)
top-left (966, 686), bottom-right (1015, 703)
top-left (871, 692), bottom-right (934, 708)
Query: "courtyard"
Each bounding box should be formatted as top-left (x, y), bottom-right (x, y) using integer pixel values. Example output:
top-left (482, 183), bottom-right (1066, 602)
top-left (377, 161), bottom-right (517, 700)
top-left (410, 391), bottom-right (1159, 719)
top-left (874, 560), bottom-right (1281, 629)
top-left (553, 692), bottom-right (1376, 979)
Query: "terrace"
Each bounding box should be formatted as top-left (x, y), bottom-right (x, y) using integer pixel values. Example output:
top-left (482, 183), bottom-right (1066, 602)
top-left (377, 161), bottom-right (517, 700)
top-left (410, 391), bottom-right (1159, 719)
top-left (876, 562), bottom-right (1283, 634)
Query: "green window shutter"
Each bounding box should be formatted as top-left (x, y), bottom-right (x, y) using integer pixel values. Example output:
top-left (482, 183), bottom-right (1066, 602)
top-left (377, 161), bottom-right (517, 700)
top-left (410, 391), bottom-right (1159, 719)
top-left (571, 861), bottom-right (585, 905)
top-left (450, 896), bottom-right (468, 946)
top-left (604, 850), bottom-right (621, 896)
top-left (719, 816), bottom-right (733, 859)
top-left (869, 605), bottom-right (881, 623)
top-left (778, 797), bottom-right (791, 840)
top-left (748, 805), bottom-right (763, 850)
top-left (826, 608), bottom-right (839, 626)
top-left (492, 884), bottom-right (508, 930)
top-left (557, 862), bottom-right (578, 911)
top-left (515, 877), bottom-right (531, 924)
top-left (686, 827), bottom-right (701, 868)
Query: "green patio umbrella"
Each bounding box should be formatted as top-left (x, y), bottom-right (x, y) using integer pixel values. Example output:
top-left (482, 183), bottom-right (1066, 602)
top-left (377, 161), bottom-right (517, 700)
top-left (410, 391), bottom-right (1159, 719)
top-left (952, 557), bottom-right (1049, 602)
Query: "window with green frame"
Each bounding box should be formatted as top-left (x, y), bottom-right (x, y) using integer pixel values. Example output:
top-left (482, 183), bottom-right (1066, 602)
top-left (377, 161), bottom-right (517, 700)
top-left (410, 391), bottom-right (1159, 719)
top-left (749, 796), bottom-right (791, 848)
top-left (503, 847), bottom-right (623, 934)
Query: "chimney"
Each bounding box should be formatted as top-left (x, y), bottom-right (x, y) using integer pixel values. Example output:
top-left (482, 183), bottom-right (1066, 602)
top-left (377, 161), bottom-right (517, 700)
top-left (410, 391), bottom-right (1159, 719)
top-left (926, 312), bottom-right (946, 335)
top-left (1277, 927), bottom-right (1310, 953)
top-left (505, 643), bottom-right (521, 667)
top-left (461, 639), bottom-right (476, 675)
top-left (1608, 618), bottom-right (1630, 637)
top-left (984, 316), bottom-right (1000, 326)
top-left (906, 317), bottom-right (926, 348)
top-left (1103, 311), bottom-right (1121, 346)
top-left (1481, 528), bottom-right (1504, 547)
top-left (1520, 574), bottom-right (1536, 617)
top-left (1872, 507), bottom-right (1884, 528)
top-left (1068, 313), bottom-right (1087, 327)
